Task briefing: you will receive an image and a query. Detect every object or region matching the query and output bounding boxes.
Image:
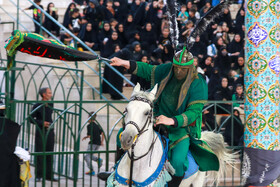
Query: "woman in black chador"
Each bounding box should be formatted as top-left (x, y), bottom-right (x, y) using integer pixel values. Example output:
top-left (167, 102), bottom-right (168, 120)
top-left (140, 22), bottom-right (157, 56)
top-left (98, 22), bottom-right (112, 49)
top-left (62, 3), bottom-right (76, 28)
top-left (227, 33), bottom-right (243, 65)
top-left (81, 23), bottom-right (99, 51)
top-left (101, 32), bottom-right (124, 99)
top-left (214, 77), bottom-right (233, 114)
top-left (123, 14), bottom-right (138, 43)
top-left (44, 3), bottom-right (60, 36)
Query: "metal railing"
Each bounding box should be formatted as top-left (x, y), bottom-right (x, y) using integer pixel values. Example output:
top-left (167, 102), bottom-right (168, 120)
top-left (11, 99), bottom-right (244, 187)
top-left (14, 100), bottom-right (127, 187)
top-left (9, 97), bottom-right (242, 186)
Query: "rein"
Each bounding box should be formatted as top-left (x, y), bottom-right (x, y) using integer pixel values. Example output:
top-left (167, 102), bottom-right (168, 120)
top-left (125, 96), bottom-right (158, 187)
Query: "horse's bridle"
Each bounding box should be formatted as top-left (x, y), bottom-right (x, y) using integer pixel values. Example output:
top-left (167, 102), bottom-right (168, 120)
top-left (123, 96), bottom-right (158, 187)
top-left (125, 96), bottom-right (153, 148)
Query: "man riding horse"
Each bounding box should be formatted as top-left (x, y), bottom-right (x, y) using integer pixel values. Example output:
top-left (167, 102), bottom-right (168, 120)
top-left (106, 1), bottom-right (231, 185)
top-left (110, 46), bottom-right (218, 186)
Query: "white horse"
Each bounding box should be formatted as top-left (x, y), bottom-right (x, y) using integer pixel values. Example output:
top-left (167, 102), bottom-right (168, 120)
top-left (107, 83), bottom-right (236, 187)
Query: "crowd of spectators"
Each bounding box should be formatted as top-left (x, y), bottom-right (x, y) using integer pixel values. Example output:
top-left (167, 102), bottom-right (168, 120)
top-left (28, 0), bottom-right (245, 96)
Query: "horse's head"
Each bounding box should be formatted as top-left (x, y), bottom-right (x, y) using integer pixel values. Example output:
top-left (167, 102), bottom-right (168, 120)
top-left (121, 83), bottom-right (158, 150)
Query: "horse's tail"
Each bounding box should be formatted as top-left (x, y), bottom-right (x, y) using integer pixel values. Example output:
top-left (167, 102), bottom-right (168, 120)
top-left (200, 131), bottom-right (238, 186)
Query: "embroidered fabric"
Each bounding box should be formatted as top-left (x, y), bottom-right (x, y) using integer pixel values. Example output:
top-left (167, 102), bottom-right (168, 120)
top-left (107, 133), bottom-right (199, 186)
top-left (107, 133), bottom-right (172, 187)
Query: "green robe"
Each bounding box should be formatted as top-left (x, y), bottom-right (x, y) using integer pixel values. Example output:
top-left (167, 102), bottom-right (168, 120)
top-left (133, 61), bottom-right (219, 171)
top-left (133, 62), bottom-right (207, 140)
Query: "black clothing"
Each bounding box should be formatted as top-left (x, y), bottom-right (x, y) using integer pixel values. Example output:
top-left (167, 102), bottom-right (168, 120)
top-left (69, 15), bottom-right (81, 29)
top-left (117, 30), bottom-right (128, 47)
top-left (200, 62), bottom-right (214, 79)
top-left (101, 36), bottom-right (124, 96)
top-left (208, 69), bottom-right (221, 100)
top-left (140, 27), bottom-right (157, 55)
top-left (116, 146), bottom-right (126, 163)
top-left (145, 4), bottom-right (162, 35)
top-left (133, 2), bottom-right (147, 27)
top-left (203, 107), bottom-right (216, 130)
top-left (100, 37), bottom-right (122, 58)
top-left (161, 43), bottom-right (174, 63)
top-left (31, 103), bottom-right (53, 126)
top-left (178, 26), bottom-right (187, 43)
top-left (228, 77), bottom-right (238, 91)
top-left (85, 6), bottom-right (104, 30)
top-left (123, 20), bottom-right (138, 43)
top-left (235, 75), bottom-right (244, 87)
top-left (130, 2), bottom-right (141, 15)
top-left (60, 33), bottom-right (72, 45)
top-left (190, 41), bottom-right (207, 61)
top-left (214, 86), bottom-right (232, 101)
top-left (215, 51), bottom-right (232, 77)
top-left (234, 9), bottom-right (245, 34)
top-left (223, 115), bottom-right (243, 146)
top-left (217, 11), bottom-right (233, 32)
top-left (227, 39), bottom-right (243, 65)
top-left (214, 86), bottom-right (233, 114)
top-left (81, 24), bottom-right (99, 51)
top-left (87, 122), bottom-right (103, 145)
top-left (158, 35), bottom-right (171, 47)
top-left (128, 32), bottom-right (142, 45)
top-left (35, 129), bottom-right (54, 179)
top-left (104, 8), bottom-right (115, 22)
top-left (168, 176), bottom-right (184, 187)
top-left (233, 62), bottom-right (244, 75)
top-left (105, 65), bottom-right (125, 100)
top-left (0, 118), bottom-right (21, 187)
top-left (30, 102), bottom-right (55, 179)
top-left (194, 0), bottom-right (207, 11)
top-left (28, 5), bottom-right (44, 33)
top-left (63, 3), bottom-right (76, 28)
top-left (206, 24), bottom-right (218, 43)
top-left (43, 10), bottom-right (60, 36)
top-left (188, 15), bottom-right (197, 25)
top-left (28, 5), bottom-right (43, 20)
top-left (153, 35), bottom-right (171, 61)
top-left (130, 41), bottom-right (145, 59)
top-left (102, 48), bottom-right (131, 99)
top-left (98, 27), bottom-right (112, 46)
top-left (114, 0), bottom-right (128, 23)
top-left (130, 49), bottom-right (147, 87)
top-left (233, 92), bottom-right (245, 102)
